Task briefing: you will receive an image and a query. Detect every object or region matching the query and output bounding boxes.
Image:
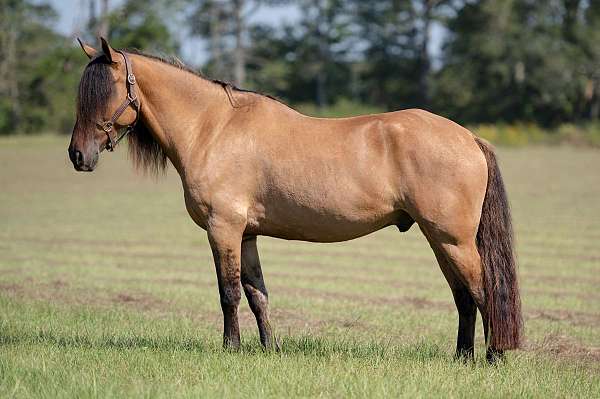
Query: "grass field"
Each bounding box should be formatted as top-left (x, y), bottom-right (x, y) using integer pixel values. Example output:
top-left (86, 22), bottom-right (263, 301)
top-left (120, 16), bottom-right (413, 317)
top-left (1, 135), bottom-right (599, 398)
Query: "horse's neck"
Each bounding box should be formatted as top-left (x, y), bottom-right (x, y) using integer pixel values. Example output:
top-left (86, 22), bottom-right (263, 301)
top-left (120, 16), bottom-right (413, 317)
top-left (133, 55), bottom-right (231, 173)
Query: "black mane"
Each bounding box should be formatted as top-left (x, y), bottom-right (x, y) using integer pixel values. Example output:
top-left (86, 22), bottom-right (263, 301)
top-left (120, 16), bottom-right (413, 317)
top-left (77, 56), bottom-right (114, 132)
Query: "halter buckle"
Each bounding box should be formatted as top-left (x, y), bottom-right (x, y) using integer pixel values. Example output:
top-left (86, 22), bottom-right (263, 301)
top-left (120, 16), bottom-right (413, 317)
top-left (99, 121), bottom-right (113, 133)
top-left (127, 73), bottom-right (136, 85)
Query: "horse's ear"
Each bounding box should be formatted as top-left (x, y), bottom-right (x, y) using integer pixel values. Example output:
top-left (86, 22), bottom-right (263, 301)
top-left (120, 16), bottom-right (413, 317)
top-left (100, 37), bottom-right (118, 64)
top-left (77, 38), bottom-right (97, 59)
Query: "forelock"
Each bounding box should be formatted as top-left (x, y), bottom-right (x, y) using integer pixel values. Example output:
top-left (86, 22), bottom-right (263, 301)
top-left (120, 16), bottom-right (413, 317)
top-left (77, 58), bottom-right (114, 128)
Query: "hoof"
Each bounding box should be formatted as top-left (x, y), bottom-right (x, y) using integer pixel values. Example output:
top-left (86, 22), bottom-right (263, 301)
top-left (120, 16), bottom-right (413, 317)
top-left (262, 336), bottom-right (281, 352)
top-left (223, 336), bottom-right (241, 351)
top-left (486, 348), bottom-right (505, 364)
top-left (454, 348), bottom-right (475, 363)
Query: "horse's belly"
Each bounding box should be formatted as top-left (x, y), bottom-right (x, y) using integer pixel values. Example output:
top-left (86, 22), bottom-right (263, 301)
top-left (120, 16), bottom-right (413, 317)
top-left (249, 217), bottom-right (394, 242)
top-left (246, 196), bottom-right (400, 242)
top-left (259, 224), bottom-right (390, 242)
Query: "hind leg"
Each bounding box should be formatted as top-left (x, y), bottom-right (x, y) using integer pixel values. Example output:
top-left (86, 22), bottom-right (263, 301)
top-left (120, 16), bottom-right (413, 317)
top-left (418, 205), bottom-right (489, 355)
top-left (443, 240), bottom-right (505, 363)
top-left (432, 238), bottom-right (506, 363)
top-left (453, 288), bottom-right (477, 359)
top-left (429, 241), bottom-right (478, 360)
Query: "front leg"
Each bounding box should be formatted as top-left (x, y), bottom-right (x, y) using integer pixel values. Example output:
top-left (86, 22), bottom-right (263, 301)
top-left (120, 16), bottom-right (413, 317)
top-left (241, 236), bottom-right (276, 349)
top-left (208, 217), bottom-right (245, 349)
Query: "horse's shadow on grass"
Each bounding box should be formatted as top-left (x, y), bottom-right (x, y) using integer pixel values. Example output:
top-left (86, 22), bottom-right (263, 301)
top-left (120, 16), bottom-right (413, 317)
top-left (3, 329), bottom-right (452, 362)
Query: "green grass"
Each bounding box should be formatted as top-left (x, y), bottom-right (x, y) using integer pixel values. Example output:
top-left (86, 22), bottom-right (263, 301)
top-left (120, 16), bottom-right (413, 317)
top-left (1, 135), bottom-right (599, 398)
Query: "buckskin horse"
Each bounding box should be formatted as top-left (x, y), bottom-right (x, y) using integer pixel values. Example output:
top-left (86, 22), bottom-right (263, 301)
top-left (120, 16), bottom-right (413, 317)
top-left (68, 38), bottom-right (522, 362)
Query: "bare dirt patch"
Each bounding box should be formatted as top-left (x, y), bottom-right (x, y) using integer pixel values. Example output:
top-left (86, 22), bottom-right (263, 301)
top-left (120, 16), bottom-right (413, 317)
top-left (529, 333), bottom-right (600, 364)
top-left (267, 270), bottom-right (432, 291)
top-left (278, 284), bottom-right (453, 312)
top-left (527, 309), bottom-right (600, 328)
top-left (524, 287), bottom-right (600, 302)
top-left (525, 273), bottom-right (600, 286)
top-left (112, 292), bottom-right (168, 312)
top-left (0, 278), bottom-right (172, 315)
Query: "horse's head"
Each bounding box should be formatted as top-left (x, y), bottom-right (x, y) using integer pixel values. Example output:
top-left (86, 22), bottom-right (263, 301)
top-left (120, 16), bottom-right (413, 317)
top-left (68, 38), bottom-right (139, 172)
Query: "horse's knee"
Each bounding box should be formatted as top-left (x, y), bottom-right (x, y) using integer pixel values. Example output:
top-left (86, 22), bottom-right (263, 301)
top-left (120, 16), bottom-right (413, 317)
top-left (220, 284), bottom-right (241, 309)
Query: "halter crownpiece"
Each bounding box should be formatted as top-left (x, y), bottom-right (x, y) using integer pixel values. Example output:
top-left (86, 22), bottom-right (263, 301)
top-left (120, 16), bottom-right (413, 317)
top-left (97, 50), bottom-right (140, 151)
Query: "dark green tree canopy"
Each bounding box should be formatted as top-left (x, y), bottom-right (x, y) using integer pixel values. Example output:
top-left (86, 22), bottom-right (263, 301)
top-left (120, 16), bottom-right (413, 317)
top-left (1, 0), bottom-right (599, 134)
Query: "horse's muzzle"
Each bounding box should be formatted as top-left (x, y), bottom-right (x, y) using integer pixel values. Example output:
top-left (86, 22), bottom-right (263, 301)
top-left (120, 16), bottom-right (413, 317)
top-left (68, 147), bottom-right (98, 172)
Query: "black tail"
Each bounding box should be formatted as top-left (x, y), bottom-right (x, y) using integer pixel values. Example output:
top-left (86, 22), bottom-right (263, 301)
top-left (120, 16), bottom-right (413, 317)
top-left (474, 137), bottom-right (523, 350)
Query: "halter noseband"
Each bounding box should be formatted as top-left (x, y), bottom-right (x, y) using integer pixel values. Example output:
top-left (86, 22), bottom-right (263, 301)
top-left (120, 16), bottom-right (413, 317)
top-left (97, 50), bottom-right (140, 152)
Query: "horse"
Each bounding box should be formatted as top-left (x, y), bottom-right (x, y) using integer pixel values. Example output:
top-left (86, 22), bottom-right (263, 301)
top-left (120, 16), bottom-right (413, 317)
top-left (68, 38), bottom-right (522, 362)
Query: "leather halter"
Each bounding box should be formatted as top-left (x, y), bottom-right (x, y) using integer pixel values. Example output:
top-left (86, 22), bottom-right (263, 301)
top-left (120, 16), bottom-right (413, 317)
top-left (97, 50), bottom-right (140, 151)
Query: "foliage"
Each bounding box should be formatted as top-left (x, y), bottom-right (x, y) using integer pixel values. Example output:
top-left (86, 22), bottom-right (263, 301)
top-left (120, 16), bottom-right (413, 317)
top-left (2, 0), bottom-right (600, 137)
top-left (433, 0), bottom-right (600, 126)
top-left (105, 0), bottom-right (181, 54)
top-left (0, 0), bottom-right (77, 134)
top-left (296, 98), bottom-right (384, 118)
top-left (472, 122), bottom-right (600, 147)
top-left (0, 0), bottom-right (180, 135)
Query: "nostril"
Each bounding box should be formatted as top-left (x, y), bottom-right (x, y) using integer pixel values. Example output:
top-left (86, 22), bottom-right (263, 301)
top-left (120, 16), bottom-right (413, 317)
top-left (68, 148), bottom-right (76, 164)
top-left (73, 150), bottom-right (83, 167)
top-left (76, 151), bottom-right (83, 166)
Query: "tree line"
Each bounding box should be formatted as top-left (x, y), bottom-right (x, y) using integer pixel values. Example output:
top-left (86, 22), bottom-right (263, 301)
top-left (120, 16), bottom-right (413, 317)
top-left (1, 0), bottom-right (599, 135)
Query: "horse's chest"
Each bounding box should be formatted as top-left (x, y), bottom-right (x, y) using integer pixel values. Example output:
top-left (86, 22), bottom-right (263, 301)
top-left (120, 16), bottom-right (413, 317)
top-left (183, 189), bottom-right (209, 229)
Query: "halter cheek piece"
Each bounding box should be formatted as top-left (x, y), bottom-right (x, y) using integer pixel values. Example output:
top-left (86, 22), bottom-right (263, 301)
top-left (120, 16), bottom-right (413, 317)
top-left (97, 50), bottom-right (140, 152)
